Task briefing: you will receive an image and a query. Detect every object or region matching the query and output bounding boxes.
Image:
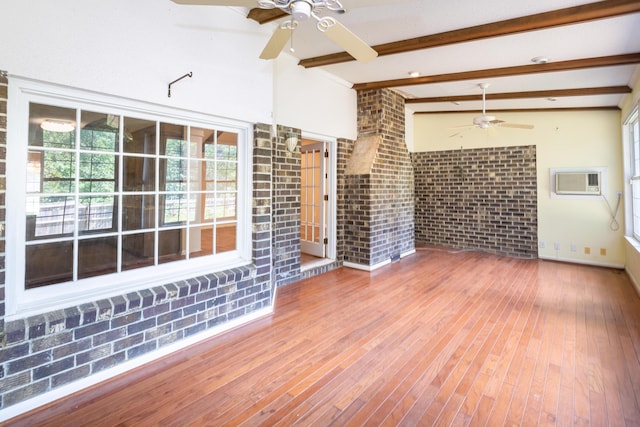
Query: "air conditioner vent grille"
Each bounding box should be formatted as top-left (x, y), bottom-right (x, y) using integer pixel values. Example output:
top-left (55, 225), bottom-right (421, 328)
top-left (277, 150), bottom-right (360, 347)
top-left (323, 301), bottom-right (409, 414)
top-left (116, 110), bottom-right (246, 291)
top-left (555, 172), bottom-right (601, 195)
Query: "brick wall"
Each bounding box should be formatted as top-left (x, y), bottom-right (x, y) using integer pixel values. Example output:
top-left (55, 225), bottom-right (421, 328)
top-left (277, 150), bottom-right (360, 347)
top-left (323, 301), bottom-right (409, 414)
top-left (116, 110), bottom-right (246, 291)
top-left (412, 145), bottom-right (538, 258)
top-left (272, 125), bottom-right (302, 288)
top-left (343, 89), bottom-right (415, 267)
top-left (0, 117), bottom-right (274, 409)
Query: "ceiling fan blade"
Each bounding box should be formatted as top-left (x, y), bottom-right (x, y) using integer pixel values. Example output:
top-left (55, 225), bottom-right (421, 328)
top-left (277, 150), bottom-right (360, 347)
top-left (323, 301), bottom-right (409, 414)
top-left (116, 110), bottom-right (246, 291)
top-left (322, 21), bottom-right (377, 63)
top-left (259, 26), bottom-right (292, 60)
top-left (449, 127), bottom-right (476, 138)
top-left (499, 123), bottom-right (535, 129)
top-left (448, 124), bottom-right (476, 130)
top-left (171, 0), bottom-right (256, 5)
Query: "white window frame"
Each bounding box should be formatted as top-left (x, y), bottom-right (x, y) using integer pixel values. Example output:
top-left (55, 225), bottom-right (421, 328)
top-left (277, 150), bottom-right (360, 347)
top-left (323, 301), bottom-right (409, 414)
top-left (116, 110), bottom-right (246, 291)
top-left (624, 104), bottom-right (640, 242)
top-left (6, 77), bottom-right (253, 320)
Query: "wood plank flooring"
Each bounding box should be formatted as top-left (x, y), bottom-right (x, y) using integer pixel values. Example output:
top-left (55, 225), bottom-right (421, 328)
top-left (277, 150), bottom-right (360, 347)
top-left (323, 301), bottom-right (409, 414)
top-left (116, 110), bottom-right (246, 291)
top-left (7, 248), bottom-right (640, 426)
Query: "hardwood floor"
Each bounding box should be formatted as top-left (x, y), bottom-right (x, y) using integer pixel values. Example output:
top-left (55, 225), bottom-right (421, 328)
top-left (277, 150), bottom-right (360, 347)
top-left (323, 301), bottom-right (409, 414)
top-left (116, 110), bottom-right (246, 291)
top-left (7, 248), bottom-right (640, 426)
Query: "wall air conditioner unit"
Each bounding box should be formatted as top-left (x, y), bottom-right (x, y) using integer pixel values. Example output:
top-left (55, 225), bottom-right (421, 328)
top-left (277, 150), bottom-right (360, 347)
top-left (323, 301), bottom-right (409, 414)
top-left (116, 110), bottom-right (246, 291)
top-left (555, 172), bottom-right (601, 195)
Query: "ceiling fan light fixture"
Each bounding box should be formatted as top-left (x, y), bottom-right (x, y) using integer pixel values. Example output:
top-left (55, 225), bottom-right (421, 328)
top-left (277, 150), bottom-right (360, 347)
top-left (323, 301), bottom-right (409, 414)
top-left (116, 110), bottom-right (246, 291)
top-left (291, 1), bottom-right (312, 21)
top-left (40, 119), bottom-right (75, 133)
top-left (474, 115), bottom-right (495, 125)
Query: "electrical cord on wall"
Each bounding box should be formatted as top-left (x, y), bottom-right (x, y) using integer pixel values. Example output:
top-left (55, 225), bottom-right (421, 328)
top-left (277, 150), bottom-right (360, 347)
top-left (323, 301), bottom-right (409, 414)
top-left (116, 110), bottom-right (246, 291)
top-left (602, 192), bottom-right (622, 231)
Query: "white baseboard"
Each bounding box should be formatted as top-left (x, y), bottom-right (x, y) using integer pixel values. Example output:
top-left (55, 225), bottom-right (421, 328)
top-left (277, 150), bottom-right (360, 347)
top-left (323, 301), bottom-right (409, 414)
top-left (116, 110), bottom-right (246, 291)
top-left (626, 267), bottom-right (640, 298)
top-left (538, 255), bottom-right (624, 270)
top-left (344, 248), bottom-right (416, 272)
top-left (0, 306), bottom-right (273, 423)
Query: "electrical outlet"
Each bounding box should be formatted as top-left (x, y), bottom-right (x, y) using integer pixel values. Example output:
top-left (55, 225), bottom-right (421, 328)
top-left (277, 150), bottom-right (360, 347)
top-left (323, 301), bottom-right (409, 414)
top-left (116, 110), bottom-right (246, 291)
top-left (585, 247), bottom-right (591, 255)
top-left (554, 242), bottom-right (560, 250)
top-left (600, 248), bottom-right (607, 256)
top-left (539, 241), bottom-right (545, 249)
top-left (570, 244), bottom-right (577, 252)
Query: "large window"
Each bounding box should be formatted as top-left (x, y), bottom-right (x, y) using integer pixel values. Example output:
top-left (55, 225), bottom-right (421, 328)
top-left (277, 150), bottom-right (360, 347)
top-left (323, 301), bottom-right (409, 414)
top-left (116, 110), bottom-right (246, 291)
top-left (628, 106), bottom-right (640, 241)
top-left (7, 80), bottom-right (251, 317)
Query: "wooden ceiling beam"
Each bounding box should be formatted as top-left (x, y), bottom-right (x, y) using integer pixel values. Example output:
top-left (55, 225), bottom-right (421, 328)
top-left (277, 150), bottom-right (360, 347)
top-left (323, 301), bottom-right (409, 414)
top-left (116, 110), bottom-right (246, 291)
top-left (299, 0), bottom-right (640, 68)
top-left (247, 7), bottom-right (286, 24)
top-left (413, 106), bottom-right (621, 114)
top-left (352, 53), bottom-right (640, 91)
top-left (405, 86), bottom-right (633, 104)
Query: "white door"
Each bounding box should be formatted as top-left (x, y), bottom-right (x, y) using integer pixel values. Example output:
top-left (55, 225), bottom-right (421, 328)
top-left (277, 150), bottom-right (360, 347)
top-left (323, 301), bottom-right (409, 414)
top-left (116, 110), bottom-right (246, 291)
top-left (300, 141), bottom-right (326, 257)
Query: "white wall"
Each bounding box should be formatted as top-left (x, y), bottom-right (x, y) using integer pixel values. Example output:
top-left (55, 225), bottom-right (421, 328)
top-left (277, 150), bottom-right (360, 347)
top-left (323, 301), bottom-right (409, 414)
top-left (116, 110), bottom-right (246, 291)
top-left (0, 0), bottom-right (274, 124)
top-left (273, 54), bottom-right (357, 140)
top-left (412, 109), bottom-right (626, 268)
top-left (0, 0), bottom-right (358, 141)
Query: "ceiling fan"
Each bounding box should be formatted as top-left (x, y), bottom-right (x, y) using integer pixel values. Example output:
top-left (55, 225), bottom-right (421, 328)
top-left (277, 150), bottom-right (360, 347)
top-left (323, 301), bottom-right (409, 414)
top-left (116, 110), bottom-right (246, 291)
top-left (450, 83), bottom-right (534, 137)
top-left (171, 0), bottom-right (379, 63)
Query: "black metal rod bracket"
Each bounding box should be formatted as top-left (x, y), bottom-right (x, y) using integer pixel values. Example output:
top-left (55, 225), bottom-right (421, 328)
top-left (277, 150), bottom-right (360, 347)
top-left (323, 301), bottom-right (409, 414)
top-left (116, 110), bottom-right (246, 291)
top-left (168, 72), bottom-right (193, 98)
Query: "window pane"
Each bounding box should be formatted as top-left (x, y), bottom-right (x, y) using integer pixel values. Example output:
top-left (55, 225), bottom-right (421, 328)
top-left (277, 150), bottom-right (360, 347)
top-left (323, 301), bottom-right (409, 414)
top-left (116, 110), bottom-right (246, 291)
top-left (78, 236), bottom-right (118, 279)
top-left (122, 232), bottom-right (155, 271)
top-left (216, 192), bottom-right (236, 219)
top-left (161, 194), bottom-right (188, 225)
top-left (78, 196), bottom-right (116, 234)
top-left (634, 179), bottom-right (640, 239)
top-left (124, 117), bottom-right (156, 155)
top-left (190, 127), bottom-right (215, 159)
top-left (189, 159), bottom-right (205, 191)
top-left (42, 151), bottom-right (76, 194)
top-left (81, 111), bottom-right (119, 151)
top-left (26, 241), bottom-right (74, 288)
top-left (79, 153), bottom-right (117, 193)
top-left (27, 151), bottom-right (42, 193)
top-left (203, 192), bottom-right (216, 221)
top-left (29, 103), bottom-right (76, 149)
top-left (160, 123), bottom-right (187, 157)
top-left (216, 160), bottom-right (236, 181)
top-left (216, 223), bottom-right (236, 253)
top-left (189, 226), bottom-right (213, 258)
top-left (124, 156), bottom-right (155, 192)
top-left (26, 196), bottom-right (75, 240)
top-left (217, 132), bottom-right (238, 160)
top-left (122, 195), bottom-right (155, 231)
top-left (158, 228), bottom-right (186, 263)
top-left (160, 158), bottom-right (187, 192)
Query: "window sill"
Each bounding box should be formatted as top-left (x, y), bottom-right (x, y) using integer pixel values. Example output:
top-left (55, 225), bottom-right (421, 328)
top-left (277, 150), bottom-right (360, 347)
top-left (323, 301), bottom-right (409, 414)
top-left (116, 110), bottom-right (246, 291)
top-left (625, 235), bottom-right (640, 253)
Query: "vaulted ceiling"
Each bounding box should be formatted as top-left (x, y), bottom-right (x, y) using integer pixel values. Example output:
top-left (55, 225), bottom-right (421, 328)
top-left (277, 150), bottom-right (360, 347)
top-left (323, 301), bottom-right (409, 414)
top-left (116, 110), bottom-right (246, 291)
top-left (240, 0), bottom-right (640, 115)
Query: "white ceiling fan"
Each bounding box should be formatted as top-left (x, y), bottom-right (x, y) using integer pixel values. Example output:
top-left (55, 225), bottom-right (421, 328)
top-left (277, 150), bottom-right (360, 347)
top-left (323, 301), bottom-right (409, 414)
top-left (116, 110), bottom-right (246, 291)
top-left (170, 0), bottom-right (381, 63)
top-left (450, 83), bottom-right (534, 137)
